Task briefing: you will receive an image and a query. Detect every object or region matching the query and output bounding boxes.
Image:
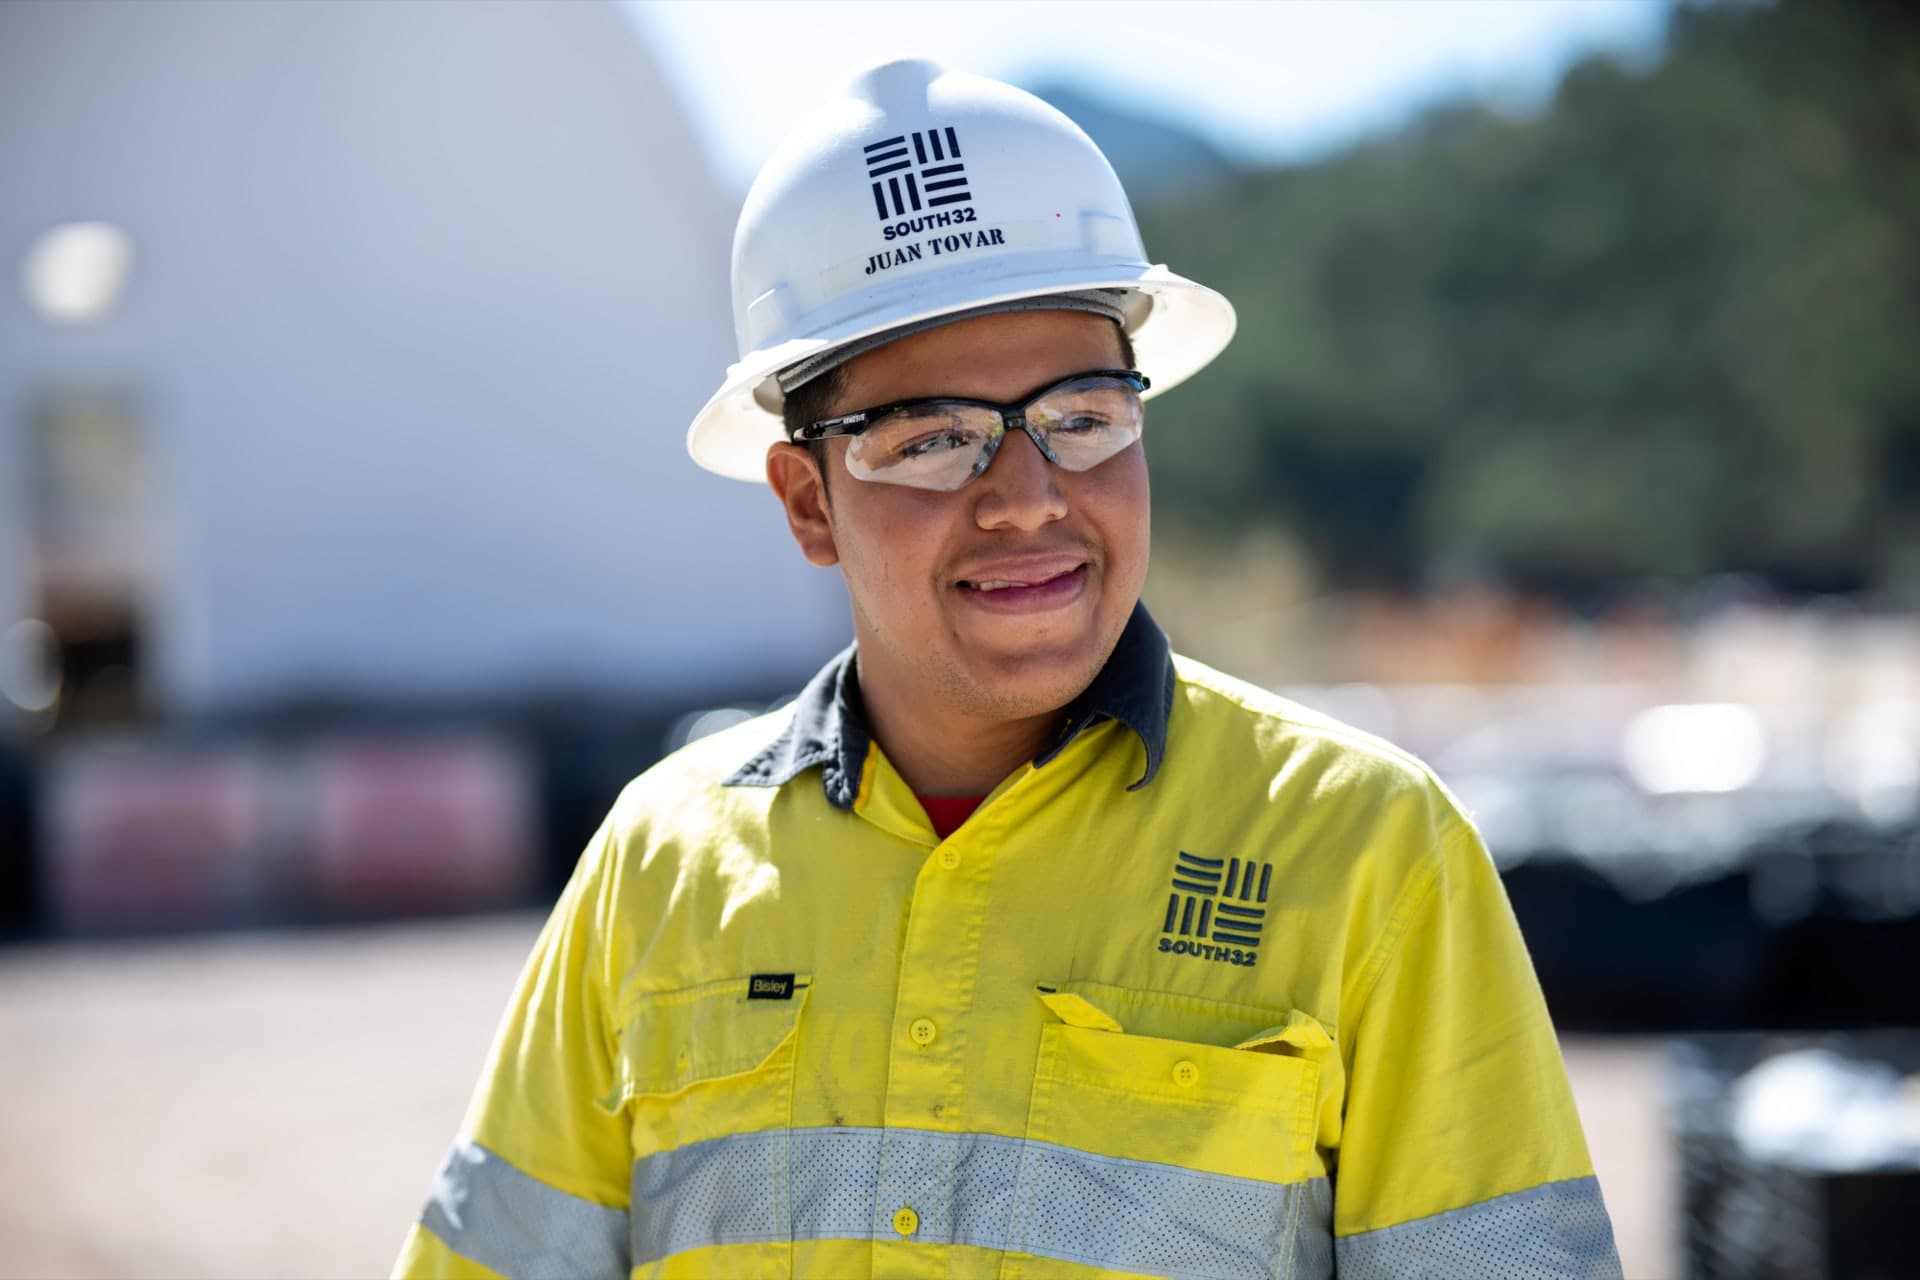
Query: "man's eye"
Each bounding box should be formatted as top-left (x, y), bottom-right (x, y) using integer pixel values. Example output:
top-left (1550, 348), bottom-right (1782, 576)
top-left (1052, 414), bottom-right (1111, 435)
top-left (897, 428), bottom-right (973, 458)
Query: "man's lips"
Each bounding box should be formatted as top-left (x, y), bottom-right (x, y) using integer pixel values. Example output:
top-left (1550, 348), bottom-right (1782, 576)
top-left (952, 562), bottom-right (1089, 614)
top-left (950, 554), bottom-right (1087, 590)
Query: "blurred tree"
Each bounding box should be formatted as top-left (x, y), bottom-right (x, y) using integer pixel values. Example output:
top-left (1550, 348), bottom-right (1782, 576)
top-left (1140, 0), bottom-right (1920, 606)
top-left (1028, 83), bottom-right (1240, 207)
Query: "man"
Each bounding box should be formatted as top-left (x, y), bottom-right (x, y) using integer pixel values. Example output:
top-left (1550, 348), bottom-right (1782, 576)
top-left (395, 59), bottom-right (1621, 1279)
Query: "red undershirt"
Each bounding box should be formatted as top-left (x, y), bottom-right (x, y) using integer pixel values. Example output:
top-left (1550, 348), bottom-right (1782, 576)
top-left (916, 794), bottom-right (988, 841)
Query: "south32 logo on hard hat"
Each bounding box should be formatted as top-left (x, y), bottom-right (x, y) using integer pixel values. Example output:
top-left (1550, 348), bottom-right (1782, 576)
top-left (1157, 851), bottom-right (1272, 967)
top-left (864, 127), bottom-right (970, 219)
top-left (862, 124), bottom-right (1008, 277)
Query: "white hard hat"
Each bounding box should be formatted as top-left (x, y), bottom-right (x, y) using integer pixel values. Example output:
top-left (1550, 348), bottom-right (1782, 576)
top-left (686, 57), bottom-right (1238, 482)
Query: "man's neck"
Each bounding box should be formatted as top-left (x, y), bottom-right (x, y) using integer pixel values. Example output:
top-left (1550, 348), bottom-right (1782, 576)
top-left (854, 664), bottom-right (1059, 799)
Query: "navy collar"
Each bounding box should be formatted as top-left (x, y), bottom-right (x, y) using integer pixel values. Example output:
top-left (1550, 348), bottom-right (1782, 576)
top-left (725, 602), bottom-right (1175, 811)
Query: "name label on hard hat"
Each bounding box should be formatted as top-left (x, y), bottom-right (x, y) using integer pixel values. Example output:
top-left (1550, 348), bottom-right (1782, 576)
top-left (866, 227), bottom-right (1007, 277)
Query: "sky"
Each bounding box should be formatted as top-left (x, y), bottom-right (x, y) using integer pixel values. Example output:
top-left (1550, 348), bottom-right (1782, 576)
top-left (622, 0), bottom-right (1674, 193)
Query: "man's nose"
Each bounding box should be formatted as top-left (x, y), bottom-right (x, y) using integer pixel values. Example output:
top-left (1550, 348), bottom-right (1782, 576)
top-left (974, 426), bottom-right (1068, 530)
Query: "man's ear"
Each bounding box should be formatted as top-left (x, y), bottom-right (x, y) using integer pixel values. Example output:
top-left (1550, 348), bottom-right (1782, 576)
top-left (766, 443), bottom-right (839, 568)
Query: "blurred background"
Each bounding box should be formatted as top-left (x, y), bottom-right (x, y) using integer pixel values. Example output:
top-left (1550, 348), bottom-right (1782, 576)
top-left (3, 0), bottom-right (1917, 1276)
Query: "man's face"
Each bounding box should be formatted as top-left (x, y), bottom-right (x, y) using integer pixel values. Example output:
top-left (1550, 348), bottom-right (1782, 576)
top-left (768, 308), bottom-right (1149, 725)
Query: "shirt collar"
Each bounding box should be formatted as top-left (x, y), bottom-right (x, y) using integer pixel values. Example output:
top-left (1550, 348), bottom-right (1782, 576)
top-left (724, 601), bottom-right (1175, 811)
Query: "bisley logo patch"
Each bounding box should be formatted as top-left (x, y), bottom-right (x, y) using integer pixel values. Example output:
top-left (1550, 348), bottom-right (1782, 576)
top-left (1157, 852), bottom-right (1271, 967)
top-left (864, 127), bottom-right (970, 220)
top-left (747, 973), bottom-right (795, 1000)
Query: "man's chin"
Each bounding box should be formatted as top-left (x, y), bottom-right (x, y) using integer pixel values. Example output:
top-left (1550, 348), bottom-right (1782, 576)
top-left (946, 626), bottom-right (1117, 719)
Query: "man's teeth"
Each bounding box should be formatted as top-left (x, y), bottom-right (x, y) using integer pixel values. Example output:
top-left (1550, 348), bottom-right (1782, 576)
top-left (968, 568), bottom-right (1081, 591)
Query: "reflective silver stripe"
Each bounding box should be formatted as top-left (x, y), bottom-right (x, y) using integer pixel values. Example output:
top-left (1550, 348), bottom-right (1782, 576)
top-left (630, 1125), bottom-right (1331, 1280)
top-left (1336, 1175), bottom-right (1622, 1280)
top-left (420, 1139), bottom-right (629, 1280)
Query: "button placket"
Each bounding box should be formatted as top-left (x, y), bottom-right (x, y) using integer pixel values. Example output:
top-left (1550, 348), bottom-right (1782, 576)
top-left (876, 809), bottom-right (1001, 1269)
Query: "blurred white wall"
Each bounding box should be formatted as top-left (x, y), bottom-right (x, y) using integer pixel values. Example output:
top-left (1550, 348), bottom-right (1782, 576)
top-left (0, 0), bottom-right (843, 715)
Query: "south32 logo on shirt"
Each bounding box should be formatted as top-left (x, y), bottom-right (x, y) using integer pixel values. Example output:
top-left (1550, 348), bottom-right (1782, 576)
top-left (1157, 851), bottom-right (1271, 967)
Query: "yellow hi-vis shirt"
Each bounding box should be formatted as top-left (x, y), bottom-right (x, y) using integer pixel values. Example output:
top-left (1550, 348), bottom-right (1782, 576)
top-left (395, 605), bottom-right (1621, 1280)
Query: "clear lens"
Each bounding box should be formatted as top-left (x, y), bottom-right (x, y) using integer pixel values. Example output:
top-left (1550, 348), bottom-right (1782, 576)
top-left (1025, 377), bottom-right (1144, 471)
top-left (846, 404), bottom-right (1001, 490)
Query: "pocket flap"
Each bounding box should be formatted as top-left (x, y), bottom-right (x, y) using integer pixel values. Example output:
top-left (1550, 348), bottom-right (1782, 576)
top-left (1035, 984), bottom-right (1126, 1033)
top-left (1235, 1008), bottom-right (1333, 1057)
top-left (597, 973), bottom-right (812, 1110)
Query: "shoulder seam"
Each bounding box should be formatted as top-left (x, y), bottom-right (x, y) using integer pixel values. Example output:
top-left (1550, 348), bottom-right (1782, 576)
top-left (1346, 854), bottom-right (1440, 1031)
top-left (1342, 814), bottom-right (1475, 1035)
top-left (1173, 663), bottom-right (1448, 784)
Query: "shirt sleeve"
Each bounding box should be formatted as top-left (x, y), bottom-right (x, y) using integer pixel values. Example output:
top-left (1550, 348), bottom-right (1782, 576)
top-left (1331, 816), bottom-right (1623, 1279)
top-left (391, 814), bottom-right (632, 1280)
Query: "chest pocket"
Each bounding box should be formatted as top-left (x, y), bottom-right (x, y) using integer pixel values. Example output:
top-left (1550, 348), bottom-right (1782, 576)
top-left (1007, 982), bottom-right (1339, 1280)
top-left (596, 973), bottom-right (812, 1160)
top-left (599, 975), bottom-right (814, 1279)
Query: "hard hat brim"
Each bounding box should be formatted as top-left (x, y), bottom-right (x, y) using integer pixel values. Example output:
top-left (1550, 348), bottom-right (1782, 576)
top-left (685, 263), bottom-right (1236, 484)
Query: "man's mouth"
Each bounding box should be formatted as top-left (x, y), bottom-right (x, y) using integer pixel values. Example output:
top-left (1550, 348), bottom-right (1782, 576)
top-left (968, 574), bottom-right (1064, 591)
top-left (954, 563), bottom-right (1089, 612)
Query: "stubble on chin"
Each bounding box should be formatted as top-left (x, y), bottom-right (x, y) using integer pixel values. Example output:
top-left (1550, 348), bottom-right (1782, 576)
top-left (923, 603), bottom-right (1133, 726)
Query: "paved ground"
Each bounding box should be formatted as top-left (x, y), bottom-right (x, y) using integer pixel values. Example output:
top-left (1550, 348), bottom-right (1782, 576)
top-left (0, 916), bottom-right (1678, 1279)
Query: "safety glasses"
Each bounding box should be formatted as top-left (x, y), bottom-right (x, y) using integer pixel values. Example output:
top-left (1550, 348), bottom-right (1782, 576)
top-left (792, 369), bottom-right (1150, 492)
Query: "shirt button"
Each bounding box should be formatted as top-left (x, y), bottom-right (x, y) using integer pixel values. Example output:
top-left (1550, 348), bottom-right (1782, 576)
top-left (1173, 1059), bottom-right (1200, 1087)
top-left (908, 1017), bottom-right (938, 1047)
top-left (938, 847), bottom-right (961, 870)
top-left (893, 1206), bottom-right (920, 1236)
